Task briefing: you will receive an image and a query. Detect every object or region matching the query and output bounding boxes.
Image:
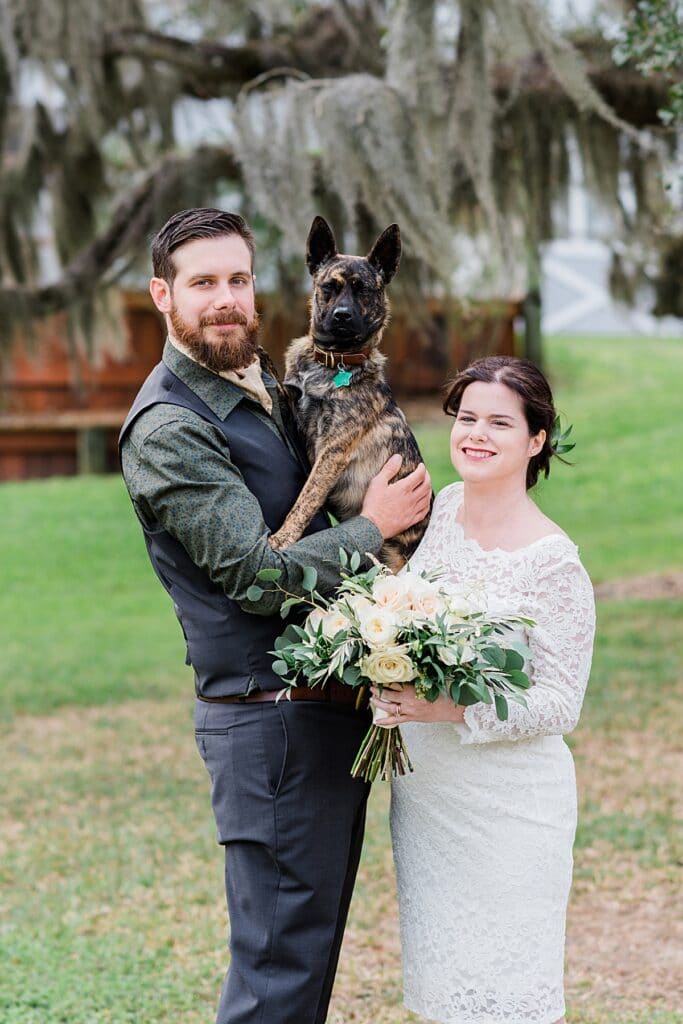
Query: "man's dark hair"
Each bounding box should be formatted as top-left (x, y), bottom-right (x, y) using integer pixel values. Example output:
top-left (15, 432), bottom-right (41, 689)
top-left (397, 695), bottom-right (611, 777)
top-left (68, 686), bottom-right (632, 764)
top-left (151, 208), bottom-right (256, 283)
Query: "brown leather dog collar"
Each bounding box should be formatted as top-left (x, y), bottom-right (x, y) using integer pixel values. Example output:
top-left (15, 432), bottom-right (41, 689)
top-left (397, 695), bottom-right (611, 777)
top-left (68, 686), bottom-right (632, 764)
top-left (312, 345), bottom-right (371, 369)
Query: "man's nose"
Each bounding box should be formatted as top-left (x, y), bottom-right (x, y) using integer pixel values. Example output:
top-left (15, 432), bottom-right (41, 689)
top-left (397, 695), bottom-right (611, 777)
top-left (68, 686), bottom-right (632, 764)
top-left (213, 283), bottom-right (239, 307)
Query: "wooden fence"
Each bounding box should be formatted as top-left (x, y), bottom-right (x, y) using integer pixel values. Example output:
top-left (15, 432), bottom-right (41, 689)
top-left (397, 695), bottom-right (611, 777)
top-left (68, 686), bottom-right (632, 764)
top-left (0, 291), bottom-right (520, 481)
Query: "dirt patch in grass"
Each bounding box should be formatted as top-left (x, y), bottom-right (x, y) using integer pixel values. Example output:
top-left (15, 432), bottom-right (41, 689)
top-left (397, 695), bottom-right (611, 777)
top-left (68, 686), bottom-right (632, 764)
top-left (594, 571), bottom-right (683, 601)
top-left (566, 727), bottom-right (683, 1018)
top-left (567, 861), bottom-right (683, 1017)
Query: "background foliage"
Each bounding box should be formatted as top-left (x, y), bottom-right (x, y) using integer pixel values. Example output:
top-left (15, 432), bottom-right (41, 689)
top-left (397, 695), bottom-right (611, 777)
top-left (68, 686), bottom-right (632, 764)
top-left (0, 0), bottom-right (680, 341)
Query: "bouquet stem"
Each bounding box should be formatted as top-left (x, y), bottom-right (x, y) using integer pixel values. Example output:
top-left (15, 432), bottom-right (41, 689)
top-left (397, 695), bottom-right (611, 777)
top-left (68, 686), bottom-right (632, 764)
top-left (350, 723), bottom-right (413, 783)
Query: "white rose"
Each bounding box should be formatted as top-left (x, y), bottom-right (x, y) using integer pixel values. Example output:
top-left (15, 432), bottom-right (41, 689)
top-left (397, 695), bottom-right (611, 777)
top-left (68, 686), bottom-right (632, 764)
top-left (437, 643), bottom-right (460, 666)
top-left (321, 609), bottom-right (352, 639)
top-left (344, 593), bottom-right (373, 618)
top-left (358, 607), bottom-right (400, 647)
top-left (413, 590), bottom-right (448, 619)
top-left (360, 646), bottom-right (416, 685)
top-left (459, 642), bottom-right (476, 663)
top-left (400, 573), bottom-right (448, 620)
top-left (371, 575), bottom-right (409, 612)
top-left (306, 607), bottom-right (325, 633)
top-left (446, 594), bottom-right (477, 619)
top-left (403, 573), bottom-right (438, 606)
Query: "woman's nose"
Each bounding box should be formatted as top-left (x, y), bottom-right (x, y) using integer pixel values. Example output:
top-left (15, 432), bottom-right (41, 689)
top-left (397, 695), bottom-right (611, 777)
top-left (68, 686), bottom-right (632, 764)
top-left (469, 422), bottom-right (487, 441)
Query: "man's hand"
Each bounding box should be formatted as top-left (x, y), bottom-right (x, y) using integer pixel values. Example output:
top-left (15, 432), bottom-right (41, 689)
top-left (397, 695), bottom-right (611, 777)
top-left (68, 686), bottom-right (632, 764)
top-left (360, 454), bottom-right (432, 539)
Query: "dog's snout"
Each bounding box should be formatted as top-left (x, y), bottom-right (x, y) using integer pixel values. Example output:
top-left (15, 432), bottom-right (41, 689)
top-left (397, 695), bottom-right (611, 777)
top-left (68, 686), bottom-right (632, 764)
top-left (332, 307), bottom-right (353, 324)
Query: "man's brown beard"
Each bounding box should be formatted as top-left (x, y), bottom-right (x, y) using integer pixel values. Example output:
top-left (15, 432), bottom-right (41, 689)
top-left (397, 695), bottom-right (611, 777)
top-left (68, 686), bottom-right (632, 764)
top-left (170, 306), bottom-right (261, 373)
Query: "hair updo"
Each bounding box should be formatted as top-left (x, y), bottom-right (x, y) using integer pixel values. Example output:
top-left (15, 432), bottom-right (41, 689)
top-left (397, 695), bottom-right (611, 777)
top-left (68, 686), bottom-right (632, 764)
top-left (443, 356), bottom-right (558, 490)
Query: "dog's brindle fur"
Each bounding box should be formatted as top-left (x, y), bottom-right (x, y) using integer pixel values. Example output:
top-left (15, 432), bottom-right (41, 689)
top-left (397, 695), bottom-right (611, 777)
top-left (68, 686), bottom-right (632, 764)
top-left (268, 216), bottom-right (430, 572)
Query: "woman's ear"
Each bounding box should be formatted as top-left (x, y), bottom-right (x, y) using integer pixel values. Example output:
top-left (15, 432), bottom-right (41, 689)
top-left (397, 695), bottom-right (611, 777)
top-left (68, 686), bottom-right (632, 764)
top-left (529, 429), bottom-right (546, 457)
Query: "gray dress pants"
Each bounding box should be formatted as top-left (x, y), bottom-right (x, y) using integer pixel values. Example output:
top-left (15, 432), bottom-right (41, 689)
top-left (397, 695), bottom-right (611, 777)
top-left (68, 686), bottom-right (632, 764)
top-left (194, 698), bottom-right (371, 1024)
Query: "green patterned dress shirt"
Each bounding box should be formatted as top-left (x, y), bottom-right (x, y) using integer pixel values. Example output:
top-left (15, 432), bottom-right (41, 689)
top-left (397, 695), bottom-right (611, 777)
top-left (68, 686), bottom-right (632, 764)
top-left (121, 340), bottom-right (384, 616)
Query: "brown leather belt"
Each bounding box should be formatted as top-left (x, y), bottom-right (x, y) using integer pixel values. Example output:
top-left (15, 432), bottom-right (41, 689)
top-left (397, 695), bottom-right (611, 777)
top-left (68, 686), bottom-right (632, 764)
top-left (197, 679), bottom-right (368, 709)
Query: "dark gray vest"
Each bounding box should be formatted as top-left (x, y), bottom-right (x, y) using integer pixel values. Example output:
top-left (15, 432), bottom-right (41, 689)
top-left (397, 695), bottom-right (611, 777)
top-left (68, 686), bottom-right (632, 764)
top-left (119, 361), bottom-right (329, 697)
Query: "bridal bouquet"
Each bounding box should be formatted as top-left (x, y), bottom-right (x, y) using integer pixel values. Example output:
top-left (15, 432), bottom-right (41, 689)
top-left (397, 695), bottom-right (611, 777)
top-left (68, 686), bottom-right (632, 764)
top-left (250, 551), bottom-right (534, 782)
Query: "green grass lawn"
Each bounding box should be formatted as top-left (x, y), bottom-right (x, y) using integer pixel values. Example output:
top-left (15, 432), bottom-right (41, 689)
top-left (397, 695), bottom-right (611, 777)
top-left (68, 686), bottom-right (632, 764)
top-left (1, 334), bottom-right (682, 1022)
top-left (1, 476), bottom-right (188, 716)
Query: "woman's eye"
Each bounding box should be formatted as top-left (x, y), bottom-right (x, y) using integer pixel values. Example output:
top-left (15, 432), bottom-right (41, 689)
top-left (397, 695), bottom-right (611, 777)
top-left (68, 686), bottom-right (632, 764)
top-left (458, 415), bottom-right (474, 423)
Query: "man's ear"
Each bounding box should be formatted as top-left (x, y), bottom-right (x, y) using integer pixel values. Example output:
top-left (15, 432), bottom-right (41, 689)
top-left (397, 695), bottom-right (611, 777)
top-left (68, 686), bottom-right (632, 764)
top-left (367, 224), bottom-right (401, 284)
top-left (150, 277), bottom-right (172, 314)
top-left (306, 216), bottom-right (338, 276)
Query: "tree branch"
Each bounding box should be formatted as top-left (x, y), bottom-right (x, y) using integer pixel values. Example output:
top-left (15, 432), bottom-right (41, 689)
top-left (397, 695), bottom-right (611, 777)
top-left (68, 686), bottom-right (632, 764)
top-left (103, 8), bottom-right (383, 96)
top-left (103, 22), bottom-right (668, 126)
top-left (0, 145), bottom-right (240, 321)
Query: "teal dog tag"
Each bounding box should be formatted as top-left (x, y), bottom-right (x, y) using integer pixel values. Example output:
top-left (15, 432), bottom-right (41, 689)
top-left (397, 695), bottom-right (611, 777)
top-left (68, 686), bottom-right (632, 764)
top-left (332, 367), bottom-right (352, 388)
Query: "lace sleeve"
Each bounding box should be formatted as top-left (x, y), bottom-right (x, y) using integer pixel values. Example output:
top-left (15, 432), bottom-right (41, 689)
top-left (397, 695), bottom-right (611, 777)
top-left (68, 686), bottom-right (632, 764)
top-left (459, 548), bottom-right (596, 744)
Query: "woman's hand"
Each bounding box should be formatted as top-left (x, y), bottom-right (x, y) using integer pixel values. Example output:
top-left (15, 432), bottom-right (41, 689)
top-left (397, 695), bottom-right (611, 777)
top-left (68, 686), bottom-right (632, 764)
top-left (370, 685), bottom-right (466, 727)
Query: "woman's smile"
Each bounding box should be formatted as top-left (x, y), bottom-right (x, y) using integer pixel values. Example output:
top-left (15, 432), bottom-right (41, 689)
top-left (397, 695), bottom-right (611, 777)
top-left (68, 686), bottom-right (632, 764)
top-left (461, 447), bottom-right (496, 460)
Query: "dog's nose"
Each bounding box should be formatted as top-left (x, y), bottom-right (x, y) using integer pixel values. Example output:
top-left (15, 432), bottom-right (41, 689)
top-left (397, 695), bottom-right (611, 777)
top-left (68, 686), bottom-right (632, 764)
top-left (332, 307), bottom-right (353, 324)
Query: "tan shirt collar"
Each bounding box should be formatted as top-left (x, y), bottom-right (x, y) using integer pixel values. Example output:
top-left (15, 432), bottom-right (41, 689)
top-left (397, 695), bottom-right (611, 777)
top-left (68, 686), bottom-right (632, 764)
top-left (168, 335), bottom-right (272, 414)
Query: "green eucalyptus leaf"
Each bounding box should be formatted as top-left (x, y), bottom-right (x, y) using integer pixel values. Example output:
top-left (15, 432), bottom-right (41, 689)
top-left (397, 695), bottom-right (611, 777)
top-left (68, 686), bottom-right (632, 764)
top-left (246, 584), bottom-right (264, 602)
top-left (282, 623), bottom-right (303, 643)
top-left (279, 596), bottom-right (302, 618)
top-left (509, 669), bottom-right (532, 689)
top-left (302, 566), bottom-right (318, 592)
top-left (341, 665), bottom-right (359, 686)
top-left (503, 648), bottom-right (525, 671)
top-left (458, 688), bottom-right (480, 706)
top-left (256, 568), bottom-right (282, 582)
top-left (509, 692), bottom-right (529, 707)
top-left (494, 693), bottom-right (509, 721)
top-left (483, 646), bottom-right (506, 669)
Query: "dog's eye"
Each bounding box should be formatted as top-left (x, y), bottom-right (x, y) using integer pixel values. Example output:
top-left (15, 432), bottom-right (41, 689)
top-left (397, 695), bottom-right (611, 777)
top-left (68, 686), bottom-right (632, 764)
top-left (321, 281), bottom-right (339, 298)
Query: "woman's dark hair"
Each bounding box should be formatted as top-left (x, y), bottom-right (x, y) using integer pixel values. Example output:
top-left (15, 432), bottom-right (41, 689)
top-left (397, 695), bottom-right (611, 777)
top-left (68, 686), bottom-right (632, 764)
top-left (151, 208), bottom-right (256, 284)
top-left (443, 355), bottom-right (558, 489)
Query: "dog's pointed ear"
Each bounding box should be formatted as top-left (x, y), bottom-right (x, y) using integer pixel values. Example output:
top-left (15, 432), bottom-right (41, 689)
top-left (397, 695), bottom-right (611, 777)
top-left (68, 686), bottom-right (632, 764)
top-left (306, 216), bottom-right (338, 276)
top-left (367, 224), bottom-right (401, 284)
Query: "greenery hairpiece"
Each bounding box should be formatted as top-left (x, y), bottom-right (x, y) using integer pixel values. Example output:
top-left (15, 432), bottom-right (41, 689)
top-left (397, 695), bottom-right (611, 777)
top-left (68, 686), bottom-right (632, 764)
top-left (551, 416), bottom-right (575, 456)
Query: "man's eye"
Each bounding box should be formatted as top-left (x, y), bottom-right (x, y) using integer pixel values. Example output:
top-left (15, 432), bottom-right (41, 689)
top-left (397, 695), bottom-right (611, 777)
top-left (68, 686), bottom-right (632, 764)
top-left (194, 279), bottom-right (212, 287)
top-left (231, 277), bottom-right (248, 287)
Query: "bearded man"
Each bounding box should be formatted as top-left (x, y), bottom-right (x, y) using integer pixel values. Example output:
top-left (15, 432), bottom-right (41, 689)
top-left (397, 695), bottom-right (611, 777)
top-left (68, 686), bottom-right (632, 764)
top-left (119, 208), bottom-right (431, 1024)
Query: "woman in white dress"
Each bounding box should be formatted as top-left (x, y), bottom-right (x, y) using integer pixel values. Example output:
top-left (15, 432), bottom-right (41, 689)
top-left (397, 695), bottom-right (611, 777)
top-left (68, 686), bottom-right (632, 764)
top-left (372, 356), bottom-right (595, 1024)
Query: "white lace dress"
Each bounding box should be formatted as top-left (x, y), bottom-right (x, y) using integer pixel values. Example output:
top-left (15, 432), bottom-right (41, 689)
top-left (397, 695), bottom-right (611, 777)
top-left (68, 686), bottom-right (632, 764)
top-left (391, 482), bottom-right (596, 1024)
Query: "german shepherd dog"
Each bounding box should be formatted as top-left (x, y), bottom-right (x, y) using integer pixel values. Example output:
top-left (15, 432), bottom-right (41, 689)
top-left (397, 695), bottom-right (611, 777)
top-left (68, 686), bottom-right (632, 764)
top-left (268, 216), bottom-right (430, 571)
